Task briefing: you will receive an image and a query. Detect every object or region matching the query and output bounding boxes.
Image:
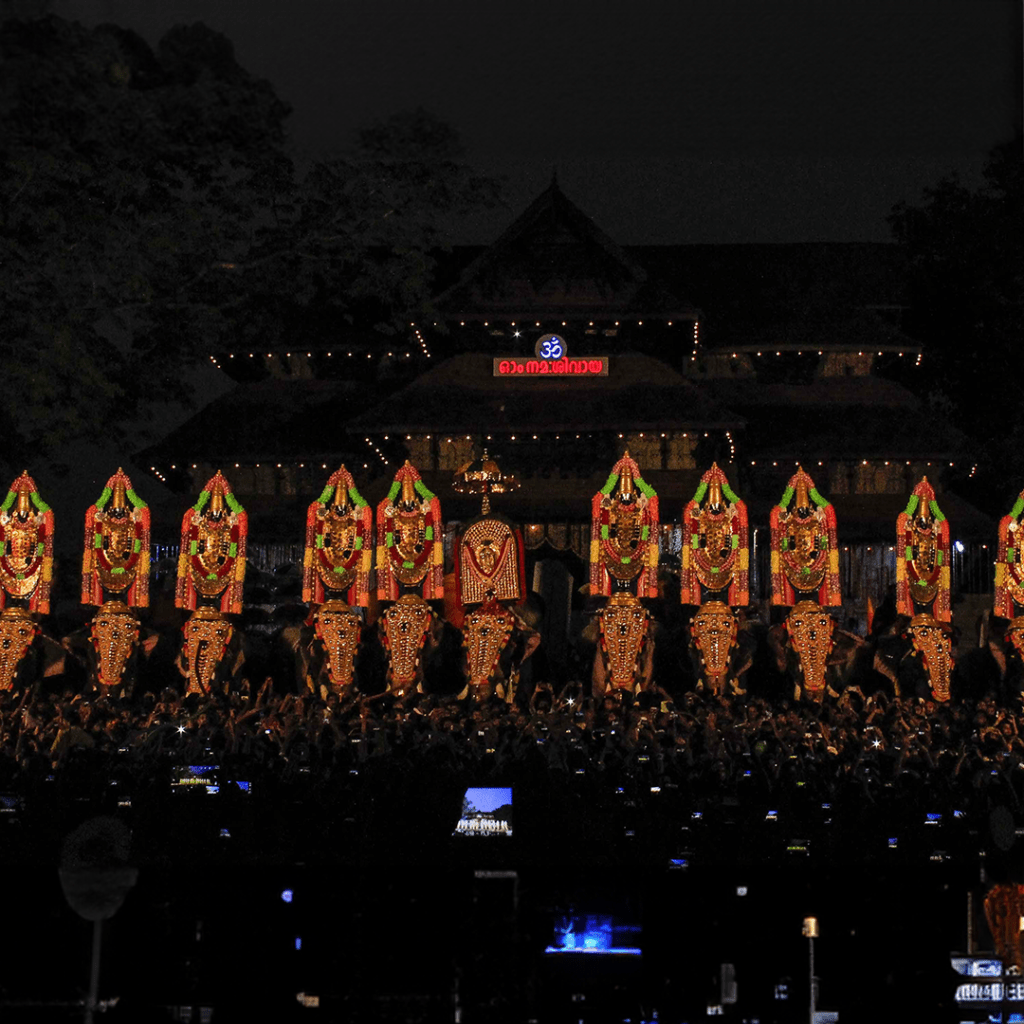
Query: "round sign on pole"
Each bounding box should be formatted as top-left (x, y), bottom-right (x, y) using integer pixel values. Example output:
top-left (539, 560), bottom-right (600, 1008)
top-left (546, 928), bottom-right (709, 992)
top-left (60, 816), bottom-right (138, 921)
top-left (534, 334), bottom-right (566, 360)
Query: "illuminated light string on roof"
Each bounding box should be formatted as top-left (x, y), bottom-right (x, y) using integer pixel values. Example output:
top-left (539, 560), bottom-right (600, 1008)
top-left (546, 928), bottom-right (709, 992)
top-left (221, 349), bottom-right (414, 364)
top-left (732, 349), bottom-right (917, 362)
top-left (363, 437), bottom-right (390, 467)
top-left (409, 323), bottom-right (431, 358)
top-left (453, 319), bottom-right (676, 328)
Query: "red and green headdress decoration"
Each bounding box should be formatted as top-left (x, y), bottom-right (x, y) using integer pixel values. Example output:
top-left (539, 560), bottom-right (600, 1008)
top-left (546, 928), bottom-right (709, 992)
top-left (81, 468), bottom-right (150, 608)
top-left (377, 461), bottom-right (444, 602)
top-left (0, 472), bottom-right (54, 614)
top-left (302, 466), bottom-right (372, 607)
top-left (995, 488), bottom-right (1024, 619)
top-left (681, 463), bottom-right (749, 606)
top-left (175, 471), bottom-right (247, 614)
top-left (897, 477), bottom-right (951, 622)
top-left (589, 451), bottom-right (659, 599)
top-left (770, 467), bottom-right (841, 607)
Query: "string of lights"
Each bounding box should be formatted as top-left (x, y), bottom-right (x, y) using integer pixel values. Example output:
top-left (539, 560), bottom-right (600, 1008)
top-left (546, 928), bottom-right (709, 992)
top-left (150, 451), bottom-right (961, 481)
top-left (364, 437), bottom-right (390, 467)
top-left (218, 349), bottom-right (415, 363)
top-left (729, 349), bottom-right (917, 360)
top-left (409, 323), bottom-right (432, 358)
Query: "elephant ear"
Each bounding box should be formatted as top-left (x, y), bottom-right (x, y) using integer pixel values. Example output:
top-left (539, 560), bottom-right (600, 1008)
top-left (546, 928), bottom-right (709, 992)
top-left (873, 633), bottom-right (904, 686)
top-left (828, 628), bottom-right (866, 672)
top-left (767, 623), bottom-right (788, 673)
top-left (40, 633), bottom-right (67, 677)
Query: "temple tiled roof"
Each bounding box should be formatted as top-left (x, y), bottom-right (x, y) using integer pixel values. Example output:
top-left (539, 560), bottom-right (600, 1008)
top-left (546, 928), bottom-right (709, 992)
top-left (138, 379), bottom-right (382, 463)
top-left (703, 377), bottom-right (965, 459)
top-left (433, 178), bottom-right (699, 322)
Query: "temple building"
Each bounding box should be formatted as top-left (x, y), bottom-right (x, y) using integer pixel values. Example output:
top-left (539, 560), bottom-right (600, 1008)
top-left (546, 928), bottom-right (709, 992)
top-left (140, 178), bottom-right (991, 628)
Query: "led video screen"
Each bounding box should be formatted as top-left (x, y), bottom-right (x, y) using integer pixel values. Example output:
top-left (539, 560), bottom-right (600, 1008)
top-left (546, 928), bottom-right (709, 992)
top-left (544, 914), bottom-right (641, 956)
top-left (453, 787), bottom-right (512, 837)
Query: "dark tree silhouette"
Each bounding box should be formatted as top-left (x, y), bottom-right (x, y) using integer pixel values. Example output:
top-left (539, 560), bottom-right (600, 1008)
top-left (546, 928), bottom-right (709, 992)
top-left (889, 138), bottom-right (1024, 510)
top-left (1, 16), bottom-right (501, 467)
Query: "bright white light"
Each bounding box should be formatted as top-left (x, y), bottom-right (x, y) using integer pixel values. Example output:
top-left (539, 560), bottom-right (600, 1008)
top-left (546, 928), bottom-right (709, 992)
top-left (955, 541), bottom-right (965, 553)
top-left (281, 889), bottom-right (294, 903)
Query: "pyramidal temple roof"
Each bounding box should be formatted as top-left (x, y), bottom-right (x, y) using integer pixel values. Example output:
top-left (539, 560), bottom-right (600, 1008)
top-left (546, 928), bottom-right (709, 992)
top-left (433, 176), bottom-right (699, 321)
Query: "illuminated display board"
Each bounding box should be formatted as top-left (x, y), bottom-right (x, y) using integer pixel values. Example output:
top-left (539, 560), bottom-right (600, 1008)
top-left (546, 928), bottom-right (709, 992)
top-left (951, 955), bottom-right (1024, 1012)
top-left (454, 786), bottom-right (513, 837)
top-left (955, 980), bottom-right (1024, 1002)
top-left (544, 914), bottom-right (641, 956)
top-left (170, 765), bottom-right (252, 795)
top-left (493, 334), bottom-right (608, 377)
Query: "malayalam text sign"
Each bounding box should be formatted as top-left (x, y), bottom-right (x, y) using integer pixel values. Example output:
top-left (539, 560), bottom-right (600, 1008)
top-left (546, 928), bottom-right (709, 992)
top-left (493, 356), bottom-right (608, 377)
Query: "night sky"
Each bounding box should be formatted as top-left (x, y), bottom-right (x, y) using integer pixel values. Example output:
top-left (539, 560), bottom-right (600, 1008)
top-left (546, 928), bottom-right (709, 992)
top-left (61, 0), bottom-right (1020, 243)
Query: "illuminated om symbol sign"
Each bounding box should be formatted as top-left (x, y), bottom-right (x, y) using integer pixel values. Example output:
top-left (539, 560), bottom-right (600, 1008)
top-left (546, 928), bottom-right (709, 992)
top-left (538, 335), bottom-right (564, 359)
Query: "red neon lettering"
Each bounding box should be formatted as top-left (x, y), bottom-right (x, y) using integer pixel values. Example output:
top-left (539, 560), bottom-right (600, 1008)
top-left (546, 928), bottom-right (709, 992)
top-left (495, 356), bottom-right (606, 376)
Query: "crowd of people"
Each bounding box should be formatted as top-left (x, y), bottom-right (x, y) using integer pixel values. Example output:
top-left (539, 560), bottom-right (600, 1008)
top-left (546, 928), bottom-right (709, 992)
top-left (3, 663), bottom-right (1023, 828)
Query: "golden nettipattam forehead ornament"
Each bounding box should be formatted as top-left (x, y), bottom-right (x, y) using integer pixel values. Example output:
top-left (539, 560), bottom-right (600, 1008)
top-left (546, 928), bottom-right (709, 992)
top-left (599, 591), bottom-right (651, 691)
top-left (0, 609), bottom-right (38, 692)
top-left (82, 468), bottom-right (150, 608)
top-left (377, 461), bottom-right (443, 602)
top-left (381, 593), bottom-right (434, 695)
top-left (175, 471), bottom-right (247, 614)
top-left (769, 466), bottom-right (841, 607)
top-left (314, 600), bottom-right (361, 693)
top-left (89, 602), bottom-right (140, 691)
top-left (182, 606), bottom-right (234, 696)
top-left (303, 465), bottom-right (372, 607)
top-left (462, 597), bottom-right (516, 697)
top-left (590, 451), bottom-right (659, 599)
top-left (0, 471), bottom-right (54, 614)
top-left (785, 600), bottom-right (835, 697)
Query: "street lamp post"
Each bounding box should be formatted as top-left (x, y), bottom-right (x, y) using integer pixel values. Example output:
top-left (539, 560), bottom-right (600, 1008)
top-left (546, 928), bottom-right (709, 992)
top-left (803, 916), bottom-right (819, 1024)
